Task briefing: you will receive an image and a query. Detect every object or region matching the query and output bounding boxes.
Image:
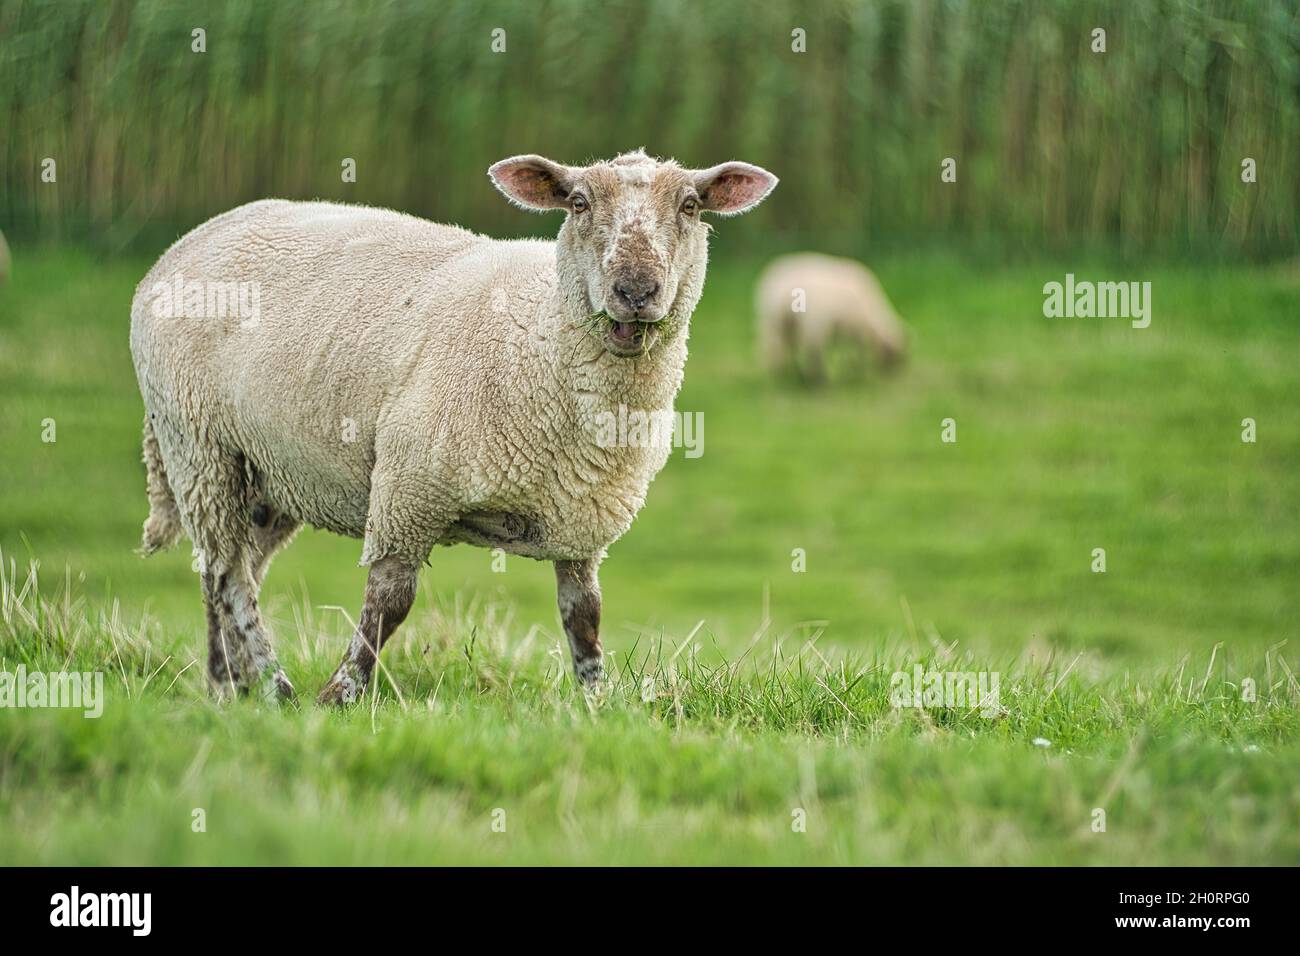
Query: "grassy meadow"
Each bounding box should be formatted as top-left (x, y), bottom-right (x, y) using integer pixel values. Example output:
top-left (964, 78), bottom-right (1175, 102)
top-left (0, 244), bottom-right (1297, 865)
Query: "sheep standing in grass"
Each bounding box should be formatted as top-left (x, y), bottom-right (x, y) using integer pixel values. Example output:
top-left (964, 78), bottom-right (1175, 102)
top-left (130, 150), bottom-right (777, 704)
top-left (756, 253), bottom-right (906, 382)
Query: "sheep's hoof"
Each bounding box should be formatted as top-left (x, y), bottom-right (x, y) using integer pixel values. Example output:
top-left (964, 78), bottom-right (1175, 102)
top-left (255, 668), bottom-right (298, 705)
top-left (316, 674), bottom-right (361, 707)
top-left (574, 656), bottom-right (605, 689)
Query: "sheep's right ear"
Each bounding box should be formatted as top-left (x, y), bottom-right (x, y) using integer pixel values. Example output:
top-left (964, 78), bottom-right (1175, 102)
top-left (488, 155), bottom-right (576, 212)
top-left (693, 161), bottom-right (778, 216)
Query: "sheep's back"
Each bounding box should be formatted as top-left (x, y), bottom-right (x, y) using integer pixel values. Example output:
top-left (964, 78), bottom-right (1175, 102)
top-left (129, 199), bottom-right (497, 536)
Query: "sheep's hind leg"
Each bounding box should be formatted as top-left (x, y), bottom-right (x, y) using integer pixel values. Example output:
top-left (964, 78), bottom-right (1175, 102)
top-left (203, 570), bottom-right (243, 701)
top-left (317, 556), bottom-right (418, 706)
top-left (161, 435), bottom-right (294, 702)
top-left (555, 558), bottom-right (604, 687)
top-left (203, 504), bottom-right (297, 702)
top-left (208, 555), bottom-right (297, 702)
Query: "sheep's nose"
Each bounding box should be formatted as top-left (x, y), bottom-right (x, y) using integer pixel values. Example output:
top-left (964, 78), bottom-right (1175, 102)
top-left (613, 276), bottom-right (659, 312)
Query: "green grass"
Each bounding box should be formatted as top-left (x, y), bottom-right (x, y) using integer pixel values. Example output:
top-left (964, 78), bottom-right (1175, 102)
top-left (2, 553), bottom-right (1297, 865)
top-left (1, 244), bottom-right (1298, 864)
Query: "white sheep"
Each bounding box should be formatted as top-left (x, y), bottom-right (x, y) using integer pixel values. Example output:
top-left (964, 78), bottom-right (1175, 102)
top-left (756, 253), bottom-right (906, 381)
top-left (130, 150), bottom-right (777, 703)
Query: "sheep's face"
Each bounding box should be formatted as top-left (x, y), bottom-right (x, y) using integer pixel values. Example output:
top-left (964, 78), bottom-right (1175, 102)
top-left (490, 150), bottom-right (777, 357)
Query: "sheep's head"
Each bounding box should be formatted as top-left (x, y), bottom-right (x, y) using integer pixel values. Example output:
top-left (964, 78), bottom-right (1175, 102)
top-left (489, 149), bottom-right (777, 357)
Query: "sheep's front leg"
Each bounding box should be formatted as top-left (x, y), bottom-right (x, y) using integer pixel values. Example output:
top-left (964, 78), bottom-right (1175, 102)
top-left (317, 556), bottom-right (418, 705)
top-left (555, 558), bottom-right (604, 687)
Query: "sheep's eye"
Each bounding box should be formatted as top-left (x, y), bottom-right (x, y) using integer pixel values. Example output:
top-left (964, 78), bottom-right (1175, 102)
top-left (571, 194), bottom-right (589, 213)
top-left (681, 197), bottom-right (699, 216)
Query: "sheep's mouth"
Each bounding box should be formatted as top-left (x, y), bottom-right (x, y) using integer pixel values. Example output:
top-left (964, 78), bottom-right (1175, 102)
top-left (604, 318), bottom-right (654, 357)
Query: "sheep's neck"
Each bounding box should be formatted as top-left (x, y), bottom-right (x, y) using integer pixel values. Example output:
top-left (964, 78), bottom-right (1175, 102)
top-left (551, 300), bottom-right (690, 416)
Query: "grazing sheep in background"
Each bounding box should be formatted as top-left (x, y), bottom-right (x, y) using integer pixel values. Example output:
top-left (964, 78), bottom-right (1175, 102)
top-left (756, 253), bottom-right (906, 382)
top-left (130, 149), bottom-right (777, 704)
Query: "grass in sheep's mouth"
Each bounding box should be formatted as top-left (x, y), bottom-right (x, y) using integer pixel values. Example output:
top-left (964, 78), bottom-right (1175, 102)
top-left (585, 310), bottom-right (636, 331)
top-left (580, 310), bottom-right (682, 357)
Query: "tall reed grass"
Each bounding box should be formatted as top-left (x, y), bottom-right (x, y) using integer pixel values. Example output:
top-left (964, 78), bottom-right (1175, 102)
top-left (1, 0), bottom-right (1296, 255)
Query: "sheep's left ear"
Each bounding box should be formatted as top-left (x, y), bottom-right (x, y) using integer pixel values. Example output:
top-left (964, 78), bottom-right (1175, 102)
top-left (693, 162), bottom-right (779, 216)
top-left (488, 155), bottom-right (576, 212)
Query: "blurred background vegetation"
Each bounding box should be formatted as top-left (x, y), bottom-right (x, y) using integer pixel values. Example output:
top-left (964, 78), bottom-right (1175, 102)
top-left (2, 0), bottom-right (1297, 257)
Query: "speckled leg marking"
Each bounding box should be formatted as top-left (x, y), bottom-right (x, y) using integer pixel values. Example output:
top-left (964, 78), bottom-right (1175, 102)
top-left (555, 558), bottom-right (604, 687)
top-left (198, 505), bottom-right (300, 701)
top-left (211, 557), bottom-right (296, 702)
top-left (158, 438), bottom-right (297, 703)
top-left (203, 570), bottom-right (242, 701)
top-left (317, 557), bottom-right (418, 706)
